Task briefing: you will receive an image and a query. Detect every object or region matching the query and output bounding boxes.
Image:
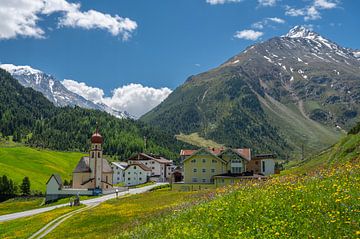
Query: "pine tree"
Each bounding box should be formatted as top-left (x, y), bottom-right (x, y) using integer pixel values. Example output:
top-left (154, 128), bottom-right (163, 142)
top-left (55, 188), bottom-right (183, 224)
top-left (20, 176), bottom-right (31, 196)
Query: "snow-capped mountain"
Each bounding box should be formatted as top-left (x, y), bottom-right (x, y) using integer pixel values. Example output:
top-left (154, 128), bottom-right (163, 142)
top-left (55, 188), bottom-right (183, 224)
top-left (0, 64), bottom-right (133, 119)
top-left (142, 26), bottom-right (360, 157)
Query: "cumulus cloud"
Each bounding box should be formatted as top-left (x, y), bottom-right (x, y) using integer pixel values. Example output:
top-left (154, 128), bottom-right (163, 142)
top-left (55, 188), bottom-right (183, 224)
top-left (0, 0), bottom-right (137, 40)
top-left (206, 0), bottom-right (243, 4)
top-left (61, 79), bottom-right (172, 118)
top-left (314, 0), bottom-right (338, 9)
top-left (258, 0), bottom-right (277, 7)
top-left (234, 29), bottom-right (263, 40)
top-left (267, 17), bottom-right (285, 24)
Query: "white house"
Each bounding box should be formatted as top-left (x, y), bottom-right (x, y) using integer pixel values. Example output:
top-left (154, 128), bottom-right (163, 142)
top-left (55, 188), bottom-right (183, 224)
top-left (124, 163), bottom-right (152, 186)
top-left (110, 161), bottom-right (128, 184)
top-left (127, 153), bottom-right (174, 182)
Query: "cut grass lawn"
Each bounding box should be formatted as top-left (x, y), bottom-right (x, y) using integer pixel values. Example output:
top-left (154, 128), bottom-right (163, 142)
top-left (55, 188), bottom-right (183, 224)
top-left (176, 132), bottom-right (223, 148)
top-left (0, 206), bottom-right (83, 239)
top-left (44, 189), bottom-right (212, 239)
top-left (0, 146), bottom-right (86, 192)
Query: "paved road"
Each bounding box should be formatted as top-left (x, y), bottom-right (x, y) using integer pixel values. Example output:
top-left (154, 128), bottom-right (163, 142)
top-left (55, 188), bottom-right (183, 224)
top-left (0, 182), bottom-right (167, 222)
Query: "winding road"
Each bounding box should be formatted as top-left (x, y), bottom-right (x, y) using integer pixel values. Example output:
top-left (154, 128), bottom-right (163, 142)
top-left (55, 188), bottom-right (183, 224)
top-left (0, 182), bottom-right (167, 223)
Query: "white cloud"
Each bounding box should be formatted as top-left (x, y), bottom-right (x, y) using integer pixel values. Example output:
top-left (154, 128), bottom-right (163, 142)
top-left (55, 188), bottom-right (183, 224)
top-left (62, 79), bottom-right (105, 103)
top-left (0, 0), bottom-right (137, 40)
top-left (305, 6), bottom-right (321, 21)
top-left (206, 0), bottom-right (243, 4)
top-left (285, 0), bottom-right (339, 21)
top-left (234, 29), bottom-right (263, 40)
top-left (251, 17), bottom-right (285, 29)
top-left (258, 0), bottom-right (277, 7)
top-left (267, 17), bottom-right (285, 24)
top-left (61, 80), bottom-right (172, 118)
top-left (314, 0), bottom-right (338, 9)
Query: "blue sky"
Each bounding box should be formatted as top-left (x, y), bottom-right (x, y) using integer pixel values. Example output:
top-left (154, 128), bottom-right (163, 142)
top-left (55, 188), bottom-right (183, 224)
top-left (0, 0), bottom-right (359, 116)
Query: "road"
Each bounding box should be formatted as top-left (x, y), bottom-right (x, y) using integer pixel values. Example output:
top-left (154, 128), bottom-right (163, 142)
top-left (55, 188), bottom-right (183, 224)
top-left (0, 182), bottom-right (167, 222)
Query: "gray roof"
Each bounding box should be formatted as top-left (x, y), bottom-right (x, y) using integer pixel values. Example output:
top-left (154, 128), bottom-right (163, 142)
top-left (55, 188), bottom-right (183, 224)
top-left (46, 174), bottom-right (62, 185)
top-left (73, 157), bottom-right (113, 173)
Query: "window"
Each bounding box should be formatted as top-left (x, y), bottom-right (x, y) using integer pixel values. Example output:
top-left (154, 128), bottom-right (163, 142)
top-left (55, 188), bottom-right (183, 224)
top-left (202, 159), bottom-right (206, 163)
top-left (117, 177), bottom-right (120, 180)
top-left (128, 178), bottom-right (130, 181)
top-left (193, 168), bottom-right (197, 173)
top-left (152, 161), bottom-right (155, 164)
top-left (95, 145), bottom-right (98, 150)
top-left (221, 179), bottom-right (225, 183)
top-left (212, 159), bottom-right (217, 163)
top-left (202, 179), bottom-right (206, 183)
top-left (145, 162), bottom-right (148, 165)
top-left (133, 166), bottom-right (137, 169)
top-left (202, 168), bottom-right (206, 173)
top-left (91, 152), bottom-right (94, 158)
top-left (116, 166), bottom-right (118, 169)
top-left (211, 169), bottom-right (215, 173)
top-left (262, 161), bottom-right (265, 172)
top-left (98, 152), bottom-right (100, 157)
top-left (128, 172), bottom-right (130, 175)
top-left (139, 172), bottom-right (142, 175)
top-left (231, 167), bottom-right (242, 174)
top-left (191, 159), bottom-right (196, 163)
top-left (106, 176), bottom-right (108, 182)
top-left (192, 178), bottom-right (198, 182)
top-left (117, 172), bottom-right (120, 175)
top-left (139, 177), bottom-right (142, 181)
top-left (152, 167), bottom-right (155, 169)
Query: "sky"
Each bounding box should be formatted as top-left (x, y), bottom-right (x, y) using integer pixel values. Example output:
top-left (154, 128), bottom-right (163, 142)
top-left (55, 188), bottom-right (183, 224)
top-left (0, 0), bottom-right (359, 117)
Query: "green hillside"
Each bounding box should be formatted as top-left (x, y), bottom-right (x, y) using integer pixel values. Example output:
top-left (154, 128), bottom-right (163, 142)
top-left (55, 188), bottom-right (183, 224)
top-left (119, 132), bottom-right (360, 238)
top-left (0, 68), bottom-right (193, 161)
top-left (0, 145), bottom-right (85, 192)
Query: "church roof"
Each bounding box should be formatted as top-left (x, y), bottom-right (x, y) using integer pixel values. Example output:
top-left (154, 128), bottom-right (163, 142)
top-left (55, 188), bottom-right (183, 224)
top-left (73, 157), bottom-right (113, 173)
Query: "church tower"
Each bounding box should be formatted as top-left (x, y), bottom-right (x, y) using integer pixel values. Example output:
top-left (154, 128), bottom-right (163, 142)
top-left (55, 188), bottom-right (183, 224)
top-left (90, 128), bottom-right (103, 188)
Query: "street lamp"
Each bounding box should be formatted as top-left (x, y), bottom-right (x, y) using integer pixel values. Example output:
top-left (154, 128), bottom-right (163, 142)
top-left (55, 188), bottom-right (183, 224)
top-left (115, 188), bottom-right (119, 199)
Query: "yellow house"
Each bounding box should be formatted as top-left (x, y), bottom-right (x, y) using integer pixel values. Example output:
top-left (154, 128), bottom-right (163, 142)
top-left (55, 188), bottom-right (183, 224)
top-left (183, 148), bottom-right (251, 184)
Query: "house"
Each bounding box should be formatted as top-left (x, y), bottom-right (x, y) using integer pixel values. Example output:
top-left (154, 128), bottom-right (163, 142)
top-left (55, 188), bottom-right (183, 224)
top-left (110, 161), bottom-right (128, 184)
top-left (183, 148), bottom-right (251, 184)
top-left (124, 163), bottom-right (152, 186)
top-left (181, 147), bottom-right (275, 186)
top-left (247, 154), bottom-right (276, 175)
top-left (72, 129), bottom-right (113, 191)
top-left (127, 153), bottom-right (174, 182)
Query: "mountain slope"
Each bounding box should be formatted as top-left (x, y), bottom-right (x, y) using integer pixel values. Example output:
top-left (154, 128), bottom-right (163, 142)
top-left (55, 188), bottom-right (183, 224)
top-left (0, 64), bottom-right (132, 119)
top-left (0, 68), bottom-right (193, 160)
top-left (141, 26), bottom-right (359, 157)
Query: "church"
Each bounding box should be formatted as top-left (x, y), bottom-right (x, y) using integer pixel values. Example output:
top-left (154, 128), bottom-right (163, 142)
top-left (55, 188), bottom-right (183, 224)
top-left (72, 129), bottom-right (113, 190)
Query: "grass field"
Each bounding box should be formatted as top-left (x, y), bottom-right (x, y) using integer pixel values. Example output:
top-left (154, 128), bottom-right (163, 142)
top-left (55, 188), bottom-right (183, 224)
top-left (118, 134), bottom-right (360, 238)
top-left (44, 189), bottom-right (212, 239)
top-left (0, 206), bottom-right (83, 239)
top-left (0, 146), bottom-right (86, 192)
top-left (176, 132), bottom-right (223, 148)
top-left (0, 195), bottom-right (97, 216)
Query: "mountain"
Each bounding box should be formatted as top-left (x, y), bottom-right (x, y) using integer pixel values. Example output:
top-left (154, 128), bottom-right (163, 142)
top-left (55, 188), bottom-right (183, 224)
top-left (0, 64), bottom-right (132, 119)
top-left (141, 26), bottom-right (360, 158)
top-left (0, 68), bottom-right (193, 160)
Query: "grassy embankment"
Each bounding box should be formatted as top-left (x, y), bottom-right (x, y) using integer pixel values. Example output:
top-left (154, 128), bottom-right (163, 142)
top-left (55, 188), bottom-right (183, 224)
top-left (0, 145), bottom-right (86, 192)
top-left (0, 206), bottom-right (83, 239)
top-left (118, 133), bottom-right (360, 238)
top-left (176, 132), bottom-right (223, 148)
top-left (0, 195), bottom-right (96, 215)
top-left (31, 189), bottom-right (211, 239)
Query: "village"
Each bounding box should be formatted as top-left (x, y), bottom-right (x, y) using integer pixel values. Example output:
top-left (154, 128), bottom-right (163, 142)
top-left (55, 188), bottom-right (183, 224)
top-left (45, 128), bottom-right (278, 202)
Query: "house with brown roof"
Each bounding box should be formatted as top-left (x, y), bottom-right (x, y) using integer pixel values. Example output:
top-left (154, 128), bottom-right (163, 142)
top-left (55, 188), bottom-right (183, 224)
top-left (127, 153), bottom-right (175, 182)
top-left (124, 162), bottom-right (152, 186)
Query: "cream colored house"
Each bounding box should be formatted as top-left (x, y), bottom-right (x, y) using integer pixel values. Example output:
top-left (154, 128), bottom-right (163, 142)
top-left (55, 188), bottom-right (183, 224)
top-left (111, 161), bottom-right (128, 184)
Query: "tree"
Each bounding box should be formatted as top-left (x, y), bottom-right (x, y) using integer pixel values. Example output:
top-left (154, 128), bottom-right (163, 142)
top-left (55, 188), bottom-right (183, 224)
top-left (20, 176), bottom-right (31, 196)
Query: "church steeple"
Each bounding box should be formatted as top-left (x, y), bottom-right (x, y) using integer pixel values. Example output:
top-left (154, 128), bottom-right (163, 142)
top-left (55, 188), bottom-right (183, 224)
top-left (89, 128), bottom-right (104, 189)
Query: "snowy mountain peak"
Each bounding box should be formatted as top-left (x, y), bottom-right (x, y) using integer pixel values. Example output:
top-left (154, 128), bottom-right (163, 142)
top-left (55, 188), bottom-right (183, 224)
top-left (285, 26), bottom-right (318, 39)
top-left (0, 63), bottom-right (42, 75)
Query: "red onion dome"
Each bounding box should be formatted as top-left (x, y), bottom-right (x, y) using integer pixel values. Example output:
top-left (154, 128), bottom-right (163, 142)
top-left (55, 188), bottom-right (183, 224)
top-left (91, 130), bottom-right (103, 144)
